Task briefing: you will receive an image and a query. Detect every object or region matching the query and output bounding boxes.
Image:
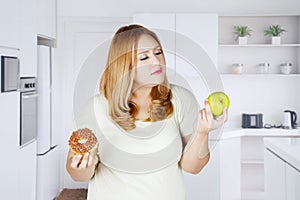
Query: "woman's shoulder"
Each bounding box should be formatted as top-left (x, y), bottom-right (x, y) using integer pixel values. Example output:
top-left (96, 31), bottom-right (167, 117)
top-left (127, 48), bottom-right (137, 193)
top-left (170, 84), bottom-right (195, 100)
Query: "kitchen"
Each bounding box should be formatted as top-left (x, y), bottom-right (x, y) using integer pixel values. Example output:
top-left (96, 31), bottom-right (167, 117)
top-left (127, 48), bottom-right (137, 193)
top-left (0, 0), bottom-right (300, 199)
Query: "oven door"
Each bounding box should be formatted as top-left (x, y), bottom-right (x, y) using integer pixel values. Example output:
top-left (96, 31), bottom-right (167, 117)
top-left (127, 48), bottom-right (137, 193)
top-left (20, 91), bottom-right (38, 147)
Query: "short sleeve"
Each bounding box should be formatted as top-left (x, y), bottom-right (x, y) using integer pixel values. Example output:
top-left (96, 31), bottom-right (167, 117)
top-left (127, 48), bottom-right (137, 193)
top-left (171, 85), bottom-right (200, 137)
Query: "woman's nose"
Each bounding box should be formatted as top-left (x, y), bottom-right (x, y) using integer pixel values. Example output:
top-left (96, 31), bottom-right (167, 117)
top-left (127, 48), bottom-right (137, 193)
top-left (151, 54), bottom-right (160, 65)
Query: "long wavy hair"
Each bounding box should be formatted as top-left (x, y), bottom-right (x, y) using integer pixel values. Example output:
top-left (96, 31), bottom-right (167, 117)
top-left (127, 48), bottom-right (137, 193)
top-left (100, 24), bottom-right (173, 131)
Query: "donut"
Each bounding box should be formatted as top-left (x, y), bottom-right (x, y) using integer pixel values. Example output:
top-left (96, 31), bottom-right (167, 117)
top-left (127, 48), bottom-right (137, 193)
top-left (68, 128), bottom-right (98, 154)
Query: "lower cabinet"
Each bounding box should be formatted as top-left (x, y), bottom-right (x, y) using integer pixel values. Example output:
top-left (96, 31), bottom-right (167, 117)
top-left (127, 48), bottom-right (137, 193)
top-left (182, 136), bottom-right (241, 200)
top-left (264, 148), bottom-right (286, 200)
top-left (286, 163), bottom-right (300, 200)
top-left (264, 148), bottom-right (300, 200)
top-left (19, 141), bottom-right (37, 200)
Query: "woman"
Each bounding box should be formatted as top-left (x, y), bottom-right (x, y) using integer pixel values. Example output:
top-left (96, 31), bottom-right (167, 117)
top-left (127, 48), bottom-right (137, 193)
top-left (66, 24), bottom-right (228, 200)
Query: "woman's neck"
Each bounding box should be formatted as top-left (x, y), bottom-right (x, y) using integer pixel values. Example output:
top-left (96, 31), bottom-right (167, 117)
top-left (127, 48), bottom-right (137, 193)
top-left (131, 86), bottom-right (152, 104)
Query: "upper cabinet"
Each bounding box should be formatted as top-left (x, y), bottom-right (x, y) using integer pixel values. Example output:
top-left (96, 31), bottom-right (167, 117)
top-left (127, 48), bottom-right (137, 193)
top-left (19, 0), bottom-right (37, 77)
top-left (218, 15), bottom-right (300, 75)
top-left (37, 0), bottom-right (57, 39)
top-left (133, 13), bottom-right (218, 78)
top-left (0, 0), bottom-right (20, 49)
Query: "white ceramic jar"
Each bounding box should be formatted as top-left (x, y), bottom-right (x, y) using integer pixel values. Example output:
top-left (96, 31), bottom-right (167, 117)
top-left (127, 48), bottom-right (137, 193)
top-left (232, 63), bottom-right (243, 74)
top-left (280, 63), bottom-right (292, 74)
top-left (258, 63), bottom-right (270, 74)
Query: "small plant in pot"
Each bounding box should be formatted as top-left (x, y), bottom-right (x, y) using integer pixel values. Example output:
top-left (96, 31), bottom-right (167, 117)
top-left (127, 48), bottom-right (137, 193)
top-left (234, 25), bottom-right (252, 45)
top-left (264, 24), bottom-right (286, 45)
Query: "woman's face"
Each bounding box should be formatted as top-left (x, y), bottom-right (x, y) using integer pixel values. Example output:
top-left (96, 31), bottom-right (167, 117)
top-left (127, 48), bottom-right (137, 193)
top-left (133, 34), bottom-right (166, 88)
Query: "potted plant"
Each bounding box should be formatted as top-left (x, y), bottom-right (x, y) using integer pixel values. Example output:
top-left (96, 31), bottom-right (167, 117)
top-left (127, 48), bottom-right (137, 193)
top-left (264, 24), bottom-right (286, 45)
top-left (234, 25), bottom-right (252, 45)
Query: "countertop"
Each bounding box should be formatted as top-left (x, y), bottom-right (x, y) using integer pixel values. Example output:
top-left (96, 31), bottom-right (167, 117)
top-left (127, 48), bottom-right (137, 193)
top-left (264, 137), bottom-right (300, 170)
top-left (209, 127), bottom-right (300, 140)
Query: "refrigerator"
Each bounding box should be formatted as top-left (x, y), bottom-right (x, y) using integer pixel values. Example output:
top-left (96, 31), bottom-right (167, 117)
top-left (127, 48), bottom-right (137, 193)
top-left (36, 44), bottom-right (60, 200)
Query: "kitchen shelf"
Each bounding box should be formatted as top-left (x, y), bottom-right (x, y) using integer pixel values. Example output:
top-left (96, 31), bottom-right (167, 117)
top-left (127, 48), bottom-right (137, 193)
top-left (219, 44), bottom-right (300, 47)
top-left (241, 159), bottom-right (264, 165)
top-left (220, 74), bottom-right (300, 77)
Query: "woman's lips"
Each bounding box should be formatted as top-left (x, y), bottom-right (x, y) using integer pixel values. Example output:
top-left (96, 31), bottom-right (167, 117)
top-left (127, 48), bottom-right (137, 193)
top-left (151, 67), bottom-right (163, 75)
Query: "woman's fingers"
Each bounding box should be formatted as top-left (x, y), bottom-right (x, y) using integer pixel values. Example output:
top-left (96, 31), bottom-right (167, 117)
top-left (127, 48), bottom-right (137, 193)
top-left (78, 153), bottom-right (90, 169)
top-left (223, 107), bottom-right (229, 123)
top-left (70, 154), bottom-right (83, 168)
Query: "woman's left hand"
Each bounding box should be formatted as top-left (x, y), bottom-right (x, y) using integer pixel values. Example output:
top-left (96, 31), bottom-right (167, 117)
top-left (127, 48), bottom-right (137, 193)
top-left (194, 99), bottom-right (228, 134)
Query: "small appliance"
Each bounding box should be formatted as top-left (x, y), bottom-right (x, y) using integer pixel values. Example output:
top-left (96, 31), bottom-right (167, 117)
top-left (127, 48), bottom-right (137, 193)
top-left (242, 113), bottom-right (263, 128)
top-left (1, 56), bottom-right (20, 92)
top-left (282, 110), bottom-right (297, 129)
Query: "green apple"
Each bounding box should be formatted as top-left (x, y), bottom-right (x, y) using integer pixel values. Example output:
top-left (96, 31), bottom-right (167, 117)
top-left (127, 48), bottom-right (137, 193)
top-left (207, 91), bottom-right (230, 117)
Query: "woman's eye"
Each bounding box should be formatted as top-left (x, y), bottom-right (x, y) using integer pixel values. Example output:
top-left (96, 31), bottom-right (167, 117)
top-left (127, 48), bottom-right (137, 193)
top-left (155, 51), bottom-right (162, 55)
top-left (140, 56), bottom-right (149, 61)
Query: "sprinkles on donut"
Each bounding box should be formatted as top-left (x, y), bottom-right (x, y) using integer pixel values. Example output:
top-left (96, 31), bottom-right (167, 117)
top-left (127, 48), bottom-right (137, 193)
top-left (68, 128), bottom-right (98, 154)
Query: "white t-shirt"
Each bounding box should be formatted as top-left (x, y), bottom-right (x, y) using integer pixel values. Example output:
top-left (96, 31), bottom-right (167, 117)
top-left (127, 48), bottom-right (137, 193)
top-left (76, 85), bottom-right (199, 200)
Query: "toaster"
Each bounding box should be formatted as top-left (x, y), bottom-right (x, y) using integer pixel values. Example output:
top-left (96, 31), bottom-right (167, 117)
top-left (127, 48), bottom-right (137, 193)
top-left (242, 113), bottom-right (263, 128)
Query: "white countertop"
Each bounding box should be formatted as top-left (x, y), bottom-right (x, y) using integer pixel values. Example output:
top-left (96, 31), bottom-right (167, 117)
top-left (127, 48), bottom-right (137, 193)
top-left (264, 137), bottom-right (300, 170)
top-left (209, 127), bottom-right (300, 140)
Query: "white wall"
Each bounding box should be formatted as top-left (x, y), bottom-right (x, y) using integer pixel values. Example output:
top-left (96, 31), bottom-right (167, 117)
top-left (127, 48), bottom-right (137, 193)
top-left (58, 0), bottom-right (300, 17)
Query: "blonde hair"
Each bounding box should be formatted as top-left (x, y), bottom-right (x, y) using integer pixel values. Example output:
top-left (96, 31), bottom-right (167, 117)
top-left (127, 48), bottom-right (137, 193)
top-left (100, 24), bottom-right (173, 131)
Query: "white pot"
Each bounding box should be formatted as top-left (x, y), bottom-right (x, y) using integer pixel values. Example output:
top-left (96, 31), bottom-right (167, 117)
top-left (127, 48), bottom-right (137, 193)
top-left (280, 63), bottom-right (292, 74)
top-left (232, 63), bottom-right (243, 74)
top-left (258, 63), bottom-right (270, 74)
top-left (272, 36), bottom-right (281, 45)
top-left (238, 37), bottom-right (247, 45)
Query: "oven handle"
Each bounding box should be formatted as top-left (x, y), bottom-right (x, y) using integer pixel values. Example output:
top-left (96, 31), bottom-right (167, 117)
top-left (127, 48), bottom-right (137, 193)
top-left (22, 93), bottom-right (38, 99)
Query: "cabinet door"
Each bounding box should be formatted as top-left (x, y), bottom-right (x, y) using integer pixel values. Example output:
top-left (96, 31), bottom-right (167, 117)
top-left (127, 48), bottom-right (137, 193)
top-left (0, 0), bottom-right (20, 49)
top-left (286, 163), bottom-right (300, 200)
top-left (0, 92), bottom-right (20, 200)
top-left (19, 141), bottom-right (37, 200)
top-left (37, 0), bottom-right (56, 39)
top-left (264, 149), bottom-right (286, 200)
top-left (19, 0), bottom-right (37, 76)
top-left (133, 13), bottom-right (176, 77)
top-left (175, 13), bottom-right (218, 77)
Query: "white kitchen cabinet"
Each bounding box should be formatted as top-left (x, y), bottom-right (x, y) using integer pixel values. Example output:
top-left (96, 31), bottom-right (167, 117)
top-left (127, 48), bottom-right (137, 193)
top-left (0, 0), bottom-right (20, 49)
top-left (19, 0), bottom-right (37, 77)
top-left (264, 148), bottom-right (286, 200)
top-left (0, 92), bottom-right (20, 200)
top-left (19, 141), bottom-right (37, 200)
top-left (285, 160), bottom-right (300, 200)
top-left (265, 147), bottom-right (300, 200)
top-left (133, 13), bottom-right (218, 101)
top-left (134, 13), bottom-right (218, 77)
top-left (37, 0), bottom-right (57, 39)
top-left (183, 137), bottom-right (241, 200)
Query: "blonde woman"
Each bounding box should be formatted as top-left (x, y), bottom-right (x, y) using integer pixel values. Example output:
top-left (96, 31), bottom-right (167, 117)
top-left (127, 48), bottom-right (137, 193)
top-left (66, 24), bottom-right (228, 200)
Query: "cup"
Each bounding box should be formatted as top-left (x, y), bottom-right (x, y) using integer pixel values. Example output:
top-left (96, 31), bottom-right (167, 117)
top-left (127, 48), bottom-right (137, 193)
top-left (232, 63), bottom-right (243, 74)
top-left (280, 63), bottom-right (292, 74)
top-left (258, 63), bottom-right (270, 74)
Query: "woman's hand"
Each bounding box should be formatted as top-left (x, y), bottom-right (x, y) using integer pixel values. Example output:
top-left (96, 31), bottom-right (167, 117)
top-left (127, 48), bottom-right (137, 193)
top-left (194, 99), bottom-right (228, 134)
top-left (70, 145), bottom-right (99, 169)
top-left (66, 145), bottom-right (100, 181)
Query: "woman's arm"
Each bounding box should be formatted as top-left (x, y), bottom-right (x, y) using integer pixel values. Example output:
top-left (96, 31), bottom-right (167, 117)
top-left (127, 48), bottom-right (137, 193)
top-left (179, 100), bottom-right (228, 174)
top-left (66, 147), bottom-right (100, 182)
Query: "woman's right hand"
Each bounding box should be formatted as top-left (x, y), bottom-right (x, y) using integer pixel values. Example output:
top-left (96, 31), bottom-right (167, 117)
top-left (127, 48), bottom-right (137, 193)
top-left (70, 146), bottom-right (99, 169)
top-left (67, 145), bottom-right (100, 181)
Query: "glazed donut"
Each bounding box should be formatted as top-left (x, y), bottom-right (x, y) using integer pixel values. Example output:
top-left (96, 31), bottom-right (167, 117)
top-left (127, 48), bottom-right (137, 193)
top-left (68, 128), bottom-right (98, 154)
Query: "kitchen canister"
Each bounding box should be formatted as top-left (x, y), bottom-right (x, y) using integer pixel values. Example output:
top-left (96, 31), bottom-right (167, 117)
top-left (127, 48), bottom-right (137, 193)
top-left (280, 63), bottom-right (292, 74)
top-left (232, 63), bottom-right (243, 74)
top-left (258, 63), bottom-right (270, 74)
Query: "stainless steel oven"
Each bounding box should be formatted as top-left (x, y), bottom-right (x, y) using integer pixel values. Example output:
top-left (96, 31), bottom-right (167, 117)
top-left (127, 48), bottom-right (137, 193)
top-left (20, 77), bottom-right (38, 147)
